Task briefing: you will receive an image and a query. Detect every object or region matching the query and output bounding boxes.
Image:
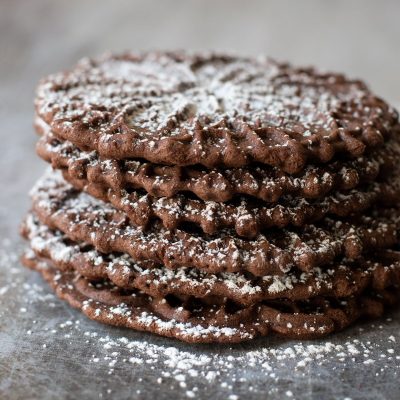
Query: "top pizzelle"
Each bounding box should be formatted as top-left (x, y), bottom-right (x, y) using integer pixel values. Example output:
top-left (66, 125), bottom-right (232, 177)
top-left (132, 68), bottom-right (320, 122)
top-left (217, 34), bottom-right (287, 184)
top-left (35, 52), bottom-right (399, 173)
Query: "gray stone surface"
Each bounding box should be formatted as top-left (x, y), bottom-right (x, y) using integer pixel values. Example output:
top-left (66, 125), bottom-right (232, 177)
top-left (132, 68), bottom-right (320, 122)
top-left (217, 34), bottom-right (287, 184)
top-left (1, 1), bottom-right (400, 399)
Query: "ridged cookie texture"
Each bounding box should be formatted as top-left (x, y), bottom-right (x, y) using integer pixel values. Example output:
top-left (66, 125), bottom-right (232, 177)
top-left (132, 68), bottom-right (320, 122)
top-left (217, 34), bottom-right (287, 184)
top-left (35, 52), bottom-right (398, 172)
top-left (20, 51), bottom-right (400, 343)
top-left (36, 128), bottom-right (400, 203)
top-left (21, 214), bottom-right (400, 307)
top-left (30, 170), bottom-right (400, 276)
top-left (22, 253), bottom-right (400, 344)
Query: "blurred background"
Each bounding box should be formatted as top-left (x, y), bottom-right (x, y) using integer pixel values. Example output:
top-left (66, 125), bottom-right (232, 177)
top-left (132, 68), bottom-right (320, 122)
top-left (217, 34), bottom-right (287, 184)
top-left (1, 0), bottom-right (400, 227)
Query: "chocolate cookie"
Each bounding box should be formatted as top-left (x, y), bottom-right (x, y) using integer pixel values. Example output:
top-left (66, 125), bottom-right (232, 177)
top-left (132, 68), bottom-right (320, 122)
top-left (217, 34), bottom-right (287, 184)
top-left (61, 167), bottom-right (400, 238)
top-left (36, 123), bottom-right (400, 203)
top-left (22, 213), bottom-right (400, 306)
top-left (35, 52), bottom-right (399, 173)
top-left (21, 252), bottom-right (399, 343)
top-left (30, 170), bottom-right (400, 276)
top-left (22, 51), bottom-right (400, 343)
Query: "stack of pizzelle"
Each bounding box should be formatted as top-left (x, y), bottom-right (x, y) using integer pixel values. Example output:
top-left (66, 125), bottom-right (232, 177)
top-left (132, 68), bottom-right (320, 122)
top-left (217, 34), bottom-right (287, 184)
top-left (21, 52), bottom-right (400, 343)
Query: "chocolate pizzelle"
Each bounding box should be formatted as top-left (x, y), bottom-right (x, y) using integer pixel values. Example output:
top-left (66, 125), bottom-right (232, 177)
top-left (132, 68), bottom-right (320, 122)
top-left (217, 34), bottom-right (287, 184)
top-left (21, 51), bottom-right (400, 343)
top-left (61, 169), bottom-right (400, 238)
top-left (21, 214), bottom-right (400, 306)
top-left (36, 122), bottom-right (400, 203)
top-left (34, 53), bottom-right (398, 173)
top-left (22, 254), bottom-right (399, 343)
top-left (30, 171), bottom-right (400, 276)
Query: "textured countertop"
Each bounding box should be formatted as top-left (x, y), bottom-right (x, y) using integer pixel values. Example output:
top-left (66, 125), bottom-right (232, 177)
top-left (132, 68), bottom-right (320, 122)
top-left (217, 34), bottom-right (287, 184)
top-left (1, 1), bottom-right (400, 399)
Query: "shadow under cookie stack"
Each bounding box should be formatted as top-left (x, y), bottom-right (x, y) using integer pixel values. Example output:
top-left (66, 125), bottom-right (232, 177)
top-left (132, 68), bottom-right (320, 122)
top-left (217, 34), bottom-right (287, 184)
top-left (21, 52), bottom-right (400, 343)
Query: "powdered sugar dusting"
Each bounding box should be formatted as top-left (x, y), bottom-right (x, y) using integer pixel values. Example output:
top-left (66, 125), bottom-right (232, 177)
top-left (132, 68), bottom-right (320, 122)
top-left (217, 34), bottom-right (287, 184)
top-left (28, 169), bottom-right (400, 281)
top-left (34, 52), bottom-right (398, 174)
top-left (2, 237), bottom-right (400, 399)
top-left (37, 53), bottom-right (390, 137)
